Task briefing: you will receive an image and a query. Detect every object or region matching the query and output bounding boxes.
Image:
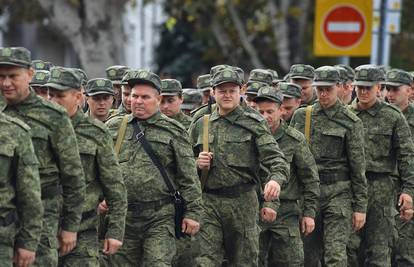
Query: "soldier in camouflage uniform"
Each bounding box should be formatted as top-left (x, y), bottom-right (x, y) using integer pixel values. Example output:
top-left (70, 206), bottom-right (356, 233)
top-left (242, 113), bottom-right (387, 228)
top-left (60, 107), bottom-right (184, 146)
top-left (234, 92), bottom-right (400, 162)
top-left (106, 65), bottom-right (130, 109)
top-left (72, 68), bottom-right (89, 112)
top-left (160, 78), bottom-right (192, 130)
top-left (30, 70), bottom-right (50, 99)
top-left (106, 69), bottom-right (202, 267)
top-left (347, 66), bottom-right (414, 267)
top-left (279, 82), bottom-right (302, 124)
top-left (245, 69), bottom-right (273, 109)
top-left (253, 86), bottom-right (320, 267)
top-left (0, 47), bottom-right (86, 267)
top-left (107, 71), bottom-right (133, 119)
top-left (0, 112), bottom-right (43, 267)
top-left (266, 69), bottom-right (279, 87)
top-left (290, 66), bottom-right (367, 267)
top-left (289, 64), bottom-right (317, 107)
top-left (45, 69), bottom-right (128, 266)
top-left (182, 88), bottom-right (202, 115)
top-left (31, 59), bottom-right (54, 71)
top-left (85, 78), bottom-right (115, 122)
top-left (189, 68), bottom-right (289, 267)
top-left (197, 74), bottom-right (212, 105)
top-left (335, 64), bottom-right (355, 105)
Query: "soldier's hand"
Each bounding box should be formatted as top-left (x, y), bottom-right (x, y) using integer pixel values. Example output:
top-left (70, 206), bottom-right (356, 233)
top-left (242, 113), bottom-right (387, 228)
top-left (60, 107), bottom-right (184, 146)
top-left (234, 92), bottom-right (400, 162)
top-left (399, 193), bottom-right (414, 221)
top-left (103, 238), bottom-right (123, 255)
top-left (97, 200), bottom-right (108, 215)
top-left (260, 208), bottom-right (277, 223)
top-left (182, 218), bottom-right (200, 235)
top-left (352, 212), bottom-right (366, 231)
top-left (301, 217), bottom-right (315, 236)
top-left (58, 230), bottom-right (77, 256)
top-left (197, 152), bottom-right (213, 170)
top-left (14, 248), bottom-right (35, 267)
top-left (263, 180), bottom-right (281, 201)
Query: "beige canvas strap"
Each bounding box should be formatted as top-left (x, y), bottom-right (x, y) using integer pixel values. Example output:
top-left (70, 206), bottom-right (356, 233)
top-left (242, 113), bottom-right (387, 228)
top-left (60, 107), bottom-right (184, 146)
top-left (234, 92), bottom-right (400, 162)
top-left (304, 105), bottom-right (313, 143)
top-left (200, 115), bottom-right (210, 189)
top-left (114, 115), bottom-right (129, 156)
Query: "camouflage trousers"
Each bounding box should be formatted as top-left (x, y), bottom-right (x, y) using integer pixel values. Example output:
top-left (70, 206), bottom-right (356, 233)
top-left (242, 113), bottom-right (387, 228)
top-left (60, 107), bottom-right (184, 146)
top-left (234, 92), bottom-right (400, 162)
top-left (33, 196), bottom-right (61, 267)
top-left (393, 217), bottom-right (414, 267)
top-left (58, 229), bottom-right (99, 267)
top-left (109, 203), bottom-right (176, 267)
top-left (0, 222), bottom-right (16, 267)
top-left (172, 236), bottom-right (198, 267)
top-left (303, 184), bottom-right (353, 267)
top-left (195, 190), bottom-right (259, 267)
top-left (259, 200), bottom-right (304, 267)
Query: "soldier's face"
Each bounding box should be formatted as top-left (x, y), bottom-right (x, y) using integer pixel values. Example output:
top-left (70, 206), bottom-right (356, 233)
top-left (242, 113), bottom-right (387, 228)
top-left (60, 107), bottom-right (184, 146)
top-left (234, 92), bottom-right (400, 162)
top-left (202, 90), bottom-right (211, 105)
top-left (387, 85), bottom-right (410, 110)
top-left (0, 66), bottom-right (34, 104)
top-left (256, 100), bottom-right (282, 133)
top-left (213, 83), bottom-right (241, 114)
top-left (292, 78), bottom-right (314, 104)
top-left (87, 94), bottom-right (114, 120)
top-left (356, 84), bottom-right (379, 106)
top-left (48, 88), bottom-right (82, 117)
top-left (245, 94), bottom-right (258, 110)
top-left (281, 97), bottom-right (301, 121)
top-left (160, 95), bottom-right (183, 117)
top-left (316, 85), bottom-right (338, 108)
top-left (32, 86), bottom-right (49, 100)
top-left (121, 85), bottom-right (132, 112)
top-left (131, 84), bottom-right (161, 119)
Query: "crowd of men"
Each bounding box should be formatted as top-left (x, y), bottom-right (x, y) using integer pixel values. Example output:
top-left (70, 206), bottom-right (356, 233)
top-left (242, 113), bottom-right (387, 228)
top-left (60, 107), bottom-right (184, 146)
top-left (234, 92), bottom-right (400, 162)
top-left (1, 45), bottom-right (414, 267)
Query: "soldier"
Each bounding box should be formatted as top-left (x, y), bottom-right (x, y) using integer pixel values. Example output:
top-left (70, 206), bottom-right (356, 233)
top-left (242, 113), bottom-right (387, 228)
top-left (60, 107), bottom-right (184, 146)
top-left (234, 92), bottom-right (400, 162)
top-left (279, 82), bottom-right (302, 124)
top-left (85, 78), bottom-right (115, 122)
top-left (289, 64), bottom-right (317, 107)
top-left (106, 65), bottom-right (130, 109)
top-left (0, 47), bottom-right (85, 266)
top-left (189, 68), bottom-right (289, 266)
top-left (0, 112), bottom-right (43, 267)
top-left (335, 64), bottom-right (355, 105)
top-left (31, 59), bottom-right (54, 71)
top-left (30, 70), bottom-right (49, 99)
top-left (290, 66), bottom-right (367, 267)
top-left (72, 68), bottom-right (89, 112)
top-left (253, 86), bottom-right (320, 267)
top-left (106, 69), bottom-right (202, 266)
top-left (160, 78), bottom-right (192, 129)
top-left (245, 69), bottom-right (273, 109)
top-left (266, 69), bottom-right (279, 87)
top-left (245, 82), bottom-right (266, 110)
top-left (197, 74), bottom-right (212, 105)
top-left (182, 88), bottom-right (202, 115)
top-left (347, 66), bottom-right (414, 267)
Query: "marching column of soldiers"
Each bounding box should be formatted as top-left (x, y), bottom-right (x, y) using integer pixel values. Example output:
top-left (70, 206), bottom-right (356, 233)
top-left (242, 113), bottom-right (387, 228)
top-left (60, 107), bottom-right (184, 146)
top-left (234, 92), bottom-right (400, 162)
top-left (0, 46), bottom-right (414, 267)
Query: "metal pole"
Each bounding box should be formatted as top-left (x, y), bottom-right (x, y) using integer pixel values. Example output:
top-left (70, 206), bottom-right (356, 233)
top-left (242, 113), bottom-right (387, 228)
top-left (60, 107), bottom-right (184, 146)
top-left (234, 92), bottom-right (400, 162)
top-left (338, 56), bottom-right (350, 65)
top-left (377, 0), bottom-right (387, 65)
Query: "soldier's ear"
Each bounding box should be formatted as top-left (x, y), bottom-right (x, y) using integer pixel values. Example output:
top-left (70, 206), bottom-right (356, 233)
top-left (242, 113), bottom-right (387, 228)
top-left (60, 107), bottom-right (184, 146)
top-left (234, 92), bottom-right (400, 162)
top-left (27, 67), bottom-right (35, 80)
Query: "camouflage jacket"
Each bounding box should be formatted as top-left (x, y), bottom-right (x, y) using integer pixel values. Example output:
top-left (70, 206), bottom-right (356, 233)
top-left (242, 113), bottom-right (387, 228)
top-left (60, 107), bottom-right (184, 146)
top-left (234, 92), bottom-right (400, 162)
top-left (171, 111), bottom-right (192, 130)
top-left (349, 100), bottom-right (414, 197)
top-left (0, 113), bottom-right (43, 252)
top-left (106, 111), bottom-right (202, 221)
top-left (71, 110), bottom-right (127, 241)
top-left (291, 100), bottom-right (367, 213)
top-left (403, 103), bottom-right (414, 137)
top-left (107, 104), bottom-right (130, 122)
top-left (2, 90), bottom-right (85, 232)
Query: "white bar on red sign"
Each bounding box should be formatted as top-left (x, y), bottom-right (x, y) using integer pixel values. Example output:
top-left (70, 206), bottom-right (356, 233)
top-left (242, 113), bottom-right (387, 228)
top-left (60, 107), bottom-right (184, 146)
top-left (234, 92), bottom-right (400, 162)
top-left (327, 22), bottom-right (361, 33)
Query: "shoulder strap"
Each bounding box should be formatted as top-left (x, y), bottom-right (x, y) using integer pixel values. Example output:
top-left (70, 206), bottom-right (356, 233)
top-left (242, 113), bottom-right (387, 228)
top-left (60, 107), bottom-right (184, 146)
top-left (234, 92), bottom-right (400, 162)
top-left (200, 115), bottom-right (210, 189)
top-left (304, 105), bottom-right (313, 143)
top-left (114, 115), bottom-right (129, 156)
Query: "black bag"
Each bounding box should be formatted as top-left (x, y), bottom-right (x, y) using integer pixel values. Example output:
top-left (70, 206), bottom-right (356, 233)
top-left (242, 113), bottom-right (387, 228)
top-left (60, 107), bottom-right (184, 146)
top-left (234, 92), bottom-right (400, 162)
top-left (132, 120), bottom-right (188, 239)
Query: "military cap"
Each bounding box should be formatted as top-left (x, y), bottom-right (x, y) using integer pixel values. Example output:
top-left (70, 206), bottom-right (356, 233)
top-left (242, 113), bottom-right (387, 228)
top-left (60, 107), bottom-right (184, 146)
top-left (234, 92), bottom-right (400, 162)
top-left (72, 68), bottom-right (88, 86)
top-left (313, 66), bottom-right (341, 86)
top-left (384, 69), bottom-right (413, 87)
top-left (335, 64), bottom-right (355, 81)
top-left (353, 65), bottom-right (385, 86)
top-left (210, 64), bottom-right (232, 77)
top-left (182, 88), bottom-right (202, 111)
top-left (248, 69), bottom-right (273, 85)
top-left (197, 74), bottom-right (212, 92)
top-left (289, 64), bottom-right (315, 80)
top-left (45, 67), bottom-right (82, 90)
top-left (254, 86), bottom-right (283, 104)
top-left (30, 70), bottom-right (50, 87)
top-left (161, 79), bottom-right (183, 96)
top-left (246, 81), bottom-right (267, 96)
top-left (278, 82), bottom-right (302, 99)
top-left (266, 69), bottom-right (279, 83)
top-left (335, 66), bottom-right (348, 83)
top-left (233, 66), bottom-right (245, 84)
top-left (31, 60), bottom-right (54, 71)
top-left (106, 65), bottom-right (130, 85)
top-left (0, 47), bottom-right (31, 68)
top-left (410, 71), bottom-right (414, 81)
top-left (85, 78), bottom-right (115, 96)
top-left (124, 69), bottom-right (162, 92)
top-left (211, 68), bottom-right (243, 88)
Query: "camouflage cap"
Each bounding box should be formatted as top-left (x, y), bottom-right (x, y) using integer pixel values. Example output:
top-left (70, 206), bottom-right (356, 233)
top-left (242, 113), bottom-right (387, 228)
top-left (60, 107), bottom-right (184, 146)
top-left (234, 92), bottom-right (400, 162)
top-left (44, 67), bottom-right (82, 90)
top-left (233, 66), bottom-right (245, 84)
top-left (248, 69), bottom-right (273, 85)
top-left (266, 69), bottom-right (279, 83)
top-left (246, 81), bottom-right (267, 96)
top-left (197, 74), bottom-right (211, 92)
top-left (72, 68), bottom-right (88, 87)
top-left (313, 66), bottom-right (341, 86)
top-left (289, 64), bottom-right (315, 80)
top-left (124, 69), bottom-right (162, 92)
top-left (254, 86), bottom-right (283, 104)
top-left (161, 79), bottom-right (183, 96)
top-left (384, 69), bottom-right (413, 87)
top-left (335, 66), bottom-right (348, 83)
top-left (278, 82), bottom-right (302, 99)
top-left (31, 60), bottom-right (54, 71)
top-left (0, 47), bottom-right (31, 68)
top-left (410, 71), bottom-right (414, 81)
top-left (85, 78), bottom-right (115, 96)
top-left (353, 65), bottom-right (385, 86)
top-left (106, 65), bottom-right (130, 85)
top-left (182, 88), bottom-right (202, 110)
top-left (211, 68), bottom-right (243, 88)
top-left (210, 64), bottom-right (232, 77)
top-left (335, 64), bottom-right (355, 81)
top-left (30, 70), bottom-right (50, 87)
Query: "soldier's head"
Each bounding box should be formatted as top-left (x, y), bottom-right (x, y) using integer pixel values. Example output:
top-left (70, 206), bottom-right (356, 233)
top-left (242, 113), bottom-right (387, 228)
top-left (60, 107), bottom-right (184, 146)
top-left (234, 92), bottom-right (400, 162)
top-left (197, 74), bottom-right (212, 105)
top-left (253, 86), bottom-right (283, 133)
top-left (385, 69), bottom-right (413, 111)
top-left (106, 65), bottom-right (130, 108)
top-left (45, 67), bottom-right (83, 117)
top-left (126, 69), bottom-right (162, 119)
top-left (289, 64), bottom-right (315, 105)
top-left (120, 70), bottom-right (133, 113)
top-left (71, 68), bottom-right (89, 110)
top-left (182, 88), bottom-right (202, 115)
top-left (160, 78), bottom-right (183, 117)
top-left (278, 82), bottom-right (302, 121)
top-left (335, 64), bottom-right (355, 104)
top-left (266, 69), bottom-right (279, 86)
top-left (211, 68), bottom-right (243, 115)
top-left (245, 81), bottom-right (267, 110)
top-left (85, 78), bottom-right (115, 122)
top-left (313, 66), bottom-right (341, 109)
top-left (30, 70), bottom-right (50, 99)
top-left (0, 47), bottom-right (35, 105)
top-left (31, 59), bottom-right (54, 71)
top-left (409, 71), bottom-right (414, 103)
top-left (353, 65), bottom-right (385, 107)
